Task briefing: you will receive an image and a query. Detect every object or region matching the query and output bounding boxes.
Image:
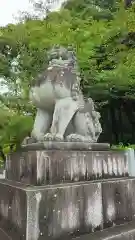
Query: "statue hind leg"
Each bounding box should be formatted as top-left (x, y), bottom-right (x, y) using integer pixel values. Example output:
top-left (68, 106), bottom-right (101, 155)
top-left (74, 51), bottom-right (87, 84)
top-left (66, 111), bottom-right (95, 142)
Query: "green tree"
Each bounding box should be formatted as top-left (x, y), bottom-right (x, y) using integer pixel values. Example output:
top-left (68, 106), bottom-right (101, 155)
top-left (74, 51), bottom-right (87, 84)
top-left (0, 0), bottom-right (135, 146)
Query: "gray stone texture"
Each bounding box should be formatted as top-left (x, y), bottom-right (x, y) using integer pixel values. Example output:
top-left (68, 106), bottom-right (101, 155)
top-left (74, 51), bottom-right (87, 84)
top-left (6, 149), bottom-right (128, 185)
top-left (0, 178), bottom-right (135, 240)
top-left (0, 227), bottom-right (12, 240)
top-left (125, 148), bottom-right (135, 177)
top-left (0, 180), bottom-right (27, 239)
top-left (1, 220), bottom-right (135, 240)
top-left (75, 221), bottom-right (135, 240)
top-left (21, 142), bottom-right (110, 151)
top-left (28, 46), bottom-right (102, 143)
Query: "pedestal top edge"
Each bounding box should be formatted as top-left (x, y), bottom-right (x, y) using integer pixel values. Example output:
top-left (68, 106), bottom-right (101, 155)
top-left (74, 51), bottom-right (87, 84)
top-left (0, 177), bottom-right (132, 191)
top-left (21, 141), bottom-right (110, 151)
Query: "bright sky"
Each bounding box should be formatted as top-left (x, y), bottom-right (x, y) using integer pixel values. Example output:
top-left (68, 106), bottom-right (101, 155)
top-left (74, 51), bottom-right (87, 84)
top-left (0, 0), bottom-right (65, 26)
top-left (0, 0), bottom-right (65, 93)
top-left (0, 0), bottom-right (33, 92)
top-left (0, 0), bottom-right (32, 26)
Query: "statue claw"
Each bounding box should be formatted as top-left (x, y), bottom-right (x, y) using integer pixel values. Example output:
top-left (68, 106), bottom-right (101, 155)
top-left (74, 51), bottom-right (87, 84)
top-left (66, 134), bottom-right (94, 143)
top-left (44, 133), bottom-right (64, 142)
top-left (44, 133), bottom-right (54, 141)
top-left (54, 134), bottom-right (64, 142)
top-left (66, 134), bottom-right (83, 142)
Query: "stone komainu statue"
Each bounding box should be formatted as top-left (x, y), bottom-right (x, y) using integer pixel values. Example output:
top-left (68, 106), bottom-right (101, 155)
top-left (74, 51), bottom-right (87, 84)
top-left (30, 46), bottom-right (102, 142)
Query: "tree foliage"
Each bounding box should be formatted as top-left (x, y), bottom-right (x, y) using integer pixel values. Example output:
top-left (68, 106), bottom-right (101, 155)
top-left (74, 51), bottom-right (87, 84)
top-left (0, 0), bottom-right (135, 160)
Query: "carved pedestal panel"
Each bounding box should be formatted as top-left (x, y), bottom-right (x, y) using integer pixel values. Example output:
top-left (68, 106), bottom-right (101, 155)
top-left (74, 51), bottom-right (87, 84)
top-left (6, 144), bottom-right (128, 186)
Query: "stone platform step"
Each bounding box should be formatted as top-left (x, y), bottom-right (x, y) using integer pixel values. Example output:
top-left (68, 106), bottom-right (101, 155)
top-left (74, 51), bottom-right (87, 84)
top-left (6, 148), bottom-right (128, 185)
top-left (1, 221), bottom-right (135, 240)
top-left (73, 221), bottom-right (135, 240)
top-left (0, 178), bottom-right (135, 240)
top-left (0, 227), bottom-right (11, 240)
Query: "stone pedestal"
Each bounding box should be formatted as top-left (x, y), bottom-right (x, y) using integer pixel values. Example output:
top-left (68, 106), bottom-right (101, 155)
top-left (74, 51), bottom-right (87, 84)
top-left (0, 142), bottom-right (134, 240)
top-left (6, 143), bottom-right (128, 185)
top-left (0, 178), bottom-right (135, 240)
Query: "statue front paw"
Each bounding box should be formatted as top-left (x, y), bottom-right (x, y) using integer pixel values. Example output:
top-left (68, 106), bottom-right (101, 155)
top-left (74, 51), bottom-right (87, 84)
top-left (44, 133), bottom-right (54, 141)
top-left (54, 134), bottom-right (64, 142)
top-left (66, 134), bottom-right (84, 142)
top-left (44, 133), bottom-right (64, 141)
top-left (66, 134), bottom-right (94, 142)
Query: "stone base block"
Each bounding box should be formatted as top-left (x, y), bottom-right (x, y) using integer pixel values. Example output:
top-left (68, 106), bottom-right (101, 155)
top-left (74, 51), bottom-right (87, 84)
top-left (0, 178), bottom-right (135, 240)
top-left (6, 149), bottom-right (128, 185)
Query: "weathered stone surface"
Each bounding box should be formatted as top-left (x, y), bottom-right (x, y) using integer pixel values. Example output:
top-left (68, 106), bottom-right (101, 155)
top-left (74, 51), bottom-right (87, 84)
top-left (27, 46), bottom-right (102, 143)
top-left (74, 221), bottom-right (135, 240)
top-left (102, 179), bottom-right (134, 227)
top-left (0, 227), bottom-right (11, 240)
top-left (0, 180), bottom-right (27, 239)
top-left (21, 142), bottom-right (110, 151)
top-left (0, 178), bottom-right (135, 240)
top-left (6, 149), bottom-right (128, 185)
top-left (1, 219), bottom-right (135, 240)
top-left (0, 169), bottom-right (5, 179)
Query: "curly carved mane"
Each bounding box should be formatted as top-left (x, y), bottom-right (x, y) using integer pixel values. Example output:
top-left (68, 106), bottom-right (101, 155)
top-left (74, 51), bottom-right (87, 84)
top-left (33, 46), bottom-right (80, 88)
top-left (29, 46), bottom-right (81, 110)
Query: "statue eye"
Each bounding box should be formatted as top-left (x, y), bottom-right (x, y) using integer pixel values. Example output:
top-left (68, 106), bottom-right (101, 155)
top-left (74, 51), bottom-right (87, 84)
top-left (53, 53), bottom-right (59, 59)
